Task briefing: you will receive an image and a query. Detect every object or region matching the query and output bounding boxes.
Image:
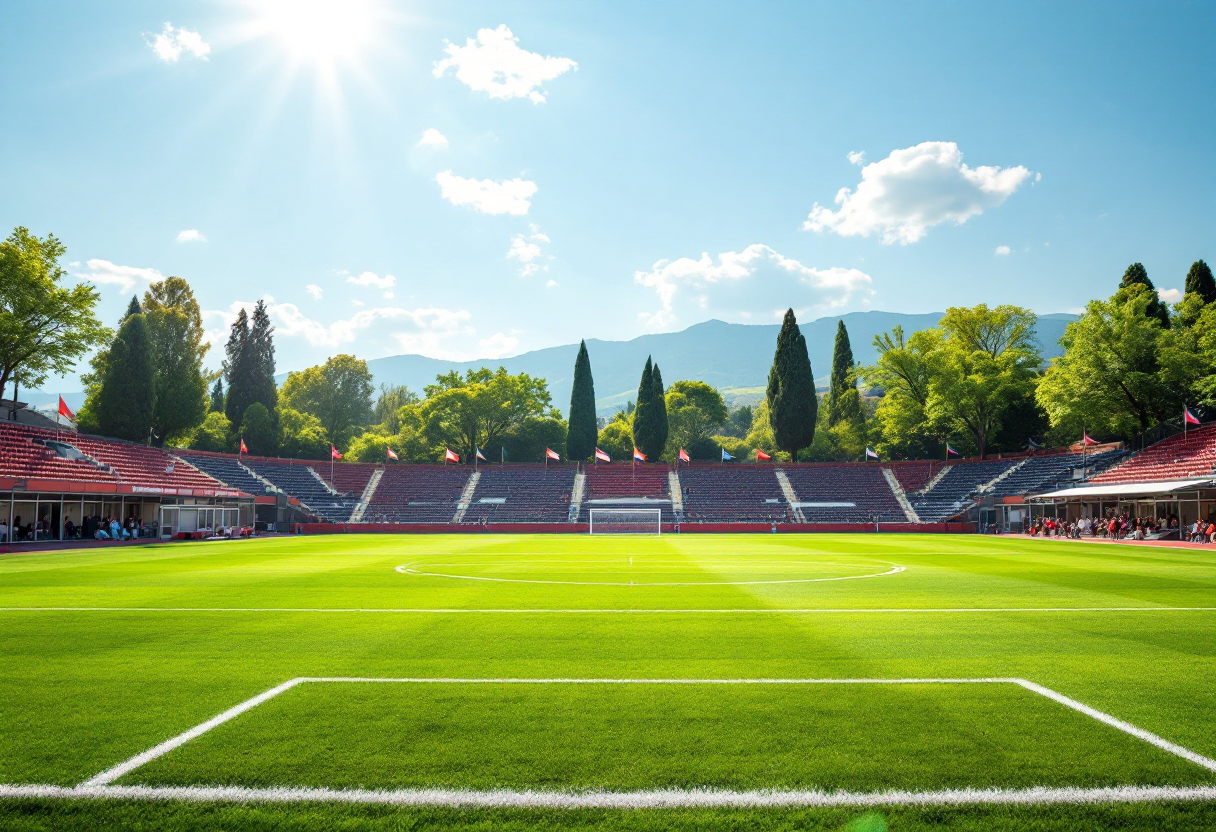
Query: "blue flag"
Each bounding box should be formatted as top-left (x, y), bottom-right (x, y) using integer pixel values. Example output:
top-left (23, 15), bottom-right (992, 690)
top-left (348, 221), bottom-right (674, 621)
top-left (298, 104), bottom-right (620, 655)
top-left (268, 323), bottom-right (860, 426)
top-left (721, 448), bottom-right (734, 461)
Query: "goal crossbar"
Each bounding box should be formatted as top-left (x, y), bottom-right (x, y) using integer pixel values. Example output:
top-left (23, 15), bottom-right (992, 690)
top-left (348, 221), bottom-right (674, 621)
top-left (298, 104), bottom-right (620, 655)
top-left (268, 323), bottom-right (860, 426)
top-left (588, 508), bottom-right (662, 535)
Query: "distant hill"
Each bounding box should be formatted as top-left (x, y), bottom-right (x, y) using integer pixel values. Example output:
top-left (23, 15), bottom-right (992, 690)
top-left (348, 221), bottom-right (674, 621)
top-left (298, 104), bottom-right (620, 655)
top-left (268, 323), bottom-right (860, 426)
top-left (336, 311), bottom-right (1078, 418)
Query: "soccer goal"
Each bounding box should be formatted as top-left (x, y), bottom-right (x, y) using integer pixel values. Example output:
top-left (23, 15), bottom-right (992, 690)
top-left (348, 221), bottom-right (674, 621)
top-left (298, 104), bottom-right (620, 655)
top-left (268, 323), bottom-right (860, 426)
top-left (588, 508), bottom-right (663, 535)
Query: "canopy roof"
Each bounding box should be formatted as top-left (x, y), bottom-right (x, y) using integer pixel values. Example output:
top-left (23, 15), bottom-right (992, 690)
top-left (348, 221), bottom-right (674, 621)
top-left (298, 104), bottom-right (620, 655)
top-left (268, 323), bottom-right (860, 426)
top-left (1031, 478), bottom-right (1215, 500)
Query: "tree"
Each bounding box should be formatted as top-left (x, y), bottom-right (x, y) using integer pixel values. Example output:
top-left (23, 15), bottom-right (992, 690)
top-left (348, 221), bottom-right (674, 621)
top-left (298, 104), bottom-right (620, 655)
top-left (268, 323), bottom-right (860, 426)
top-left (417, 367), bottom-right (554, 460)
top-left (142, 277), bottom-right (209, 445)
top-left (665, 380), bottom-right (727, 459)
top-left (1186, 260), bottom-right (1216, 305)
top-left (280, 354), bottom-right (375, 449)
top-left (1037, 286), bottom-right (1176, 438)
top-left (374, 384), bottom-right (418, 434)
top-left (503, 415), bottom-right (569, 463)
top-left (188, 411), bottom-right (232, 453)
top-left (597, 411), bottom-right (634, 461)
top-left (209, 378), bottom-right (225, 413)
top-left (721, 404), bottom-right (753, 438)
top-left (223, 309), bottom-right (253, 427)
top-left (94, 313), bottom-right (155, 442)
top-left (248, 300), bottom-right (278, 418)
top-left (123, 296), bottom-right (141, 321)
top-left (826, 320), bottom-right (862, 428)
top-left (0, 227), bottom-right (109, 404)
top-left (865, 325), bottom-right (942, 458)
top-left (277, 407), bottom-right (331, 460)
top-left (1118, 262), bottom-right (1169, 329)
top-left (925, 305), bottom-right (1040, 459)
top-left (565, 340), bottom-right (598, 462)
top-left (766, 309), bottom-right (817, 458)
top-left (631, 357), bottom-right (667, 460)
top-left (652, 363), bottom-right (669, 456)
top-left (239, 402), bottom-right (276, 455)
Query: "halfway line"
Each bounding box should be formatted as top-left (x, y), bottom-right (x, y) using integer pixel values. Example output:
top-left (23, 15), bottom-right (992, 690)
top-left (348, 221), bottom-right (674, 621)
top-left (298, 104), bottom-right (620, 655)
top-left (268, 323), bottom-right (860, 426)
top-left (1, 606), bottom-right (1213, 614)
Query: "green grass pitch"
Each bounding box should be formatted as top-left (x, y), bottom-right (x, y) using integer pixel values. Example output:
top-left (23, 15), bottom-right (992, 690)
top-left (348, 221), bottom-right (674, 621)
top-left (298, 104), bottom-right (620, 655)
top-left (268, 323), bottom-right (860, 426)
top-left (1, 532), bottom-right (1214, 831)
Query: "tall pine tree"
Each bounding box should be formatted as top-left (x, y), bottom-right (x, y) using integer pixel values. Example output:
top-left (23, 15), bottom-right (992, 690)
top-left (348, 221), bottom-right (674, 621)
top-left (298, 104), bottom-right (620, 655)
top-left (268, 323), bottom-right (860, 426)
top-left (766, 308), bottom-right (817, 458)
top-left (651, 362), bottom-right (668, 457)
top-left (826, 320), bottom-right (862, 427)
top-left (1186, 260), bottom-right (1216, 305)
top-left (249, 300), bottom-right (278, 419)
top-left (223, 308), bottom-right (253, 427)
top-left (95, 313), bottom-right (155, 442)
top-left (631, 357), bottom-right (662, 460)
top-left (143, 277), bottom-right (208, 446)
top-left (565, 340), bottom-right (598, 462)
top-left (209, 377), bottom-right (225, 413)
top-left (1118, 262), bottom-right (1170, 328)
top-left (123, 296), bottom-right (141, 321)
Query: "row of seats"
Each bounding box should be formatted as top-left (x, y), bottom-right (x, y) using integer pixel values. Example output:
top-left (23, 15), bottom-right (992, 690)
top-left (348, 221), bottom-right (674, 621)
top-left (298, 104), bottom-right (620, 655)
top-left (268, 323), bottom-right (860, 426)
top-left (911, 459), bottom-right (1018, 521)
top-left (0, 422), bottom-right (119, 483)
top-left (174, 450), bottom-right (277, 496)
top-left (463, 466), bottom-right (576, 523)
top-left (882, 461), bottom-right (939, 494)
top-left (363, 465), bottom-right (470, 523)
top-left (1091, 425), bottom-right (1216, 483)
top-left (988, 450), bottom-right (1127, 498)
top-left (680, 466), bottom-right (790, 523)
top-left (245, 459), bottom-right (357, 522)
top-left (783, 464), bottom-right (907, 523)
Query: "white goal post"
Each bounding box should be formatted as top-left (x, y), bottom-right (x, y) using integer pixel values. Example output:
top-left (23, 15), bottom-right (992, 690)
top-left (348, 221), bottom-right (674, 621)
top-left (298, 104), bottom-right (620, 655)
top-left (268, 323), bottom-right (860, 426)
top-left (588, 508), bottom-right (662, 535)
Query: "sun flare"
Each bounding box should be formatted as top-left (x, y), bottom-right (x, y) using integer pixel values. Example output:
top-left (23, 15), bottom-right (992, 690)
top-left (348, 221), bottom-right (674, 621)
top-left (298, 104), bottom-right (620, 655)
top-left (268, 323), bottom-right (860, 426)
top-left (254, 0), bottom-right (380, 66)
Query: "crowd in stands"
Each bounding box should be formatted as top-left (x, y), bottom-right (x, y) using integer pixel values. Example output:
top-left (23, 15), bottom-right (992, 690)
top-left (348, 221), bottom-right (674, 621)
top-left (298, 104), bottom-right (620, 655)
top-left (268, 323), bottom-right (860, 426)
top-left (0, 513), bottom-right (151, 542)
top-left (1030, 513), bottom-right (1182, 540)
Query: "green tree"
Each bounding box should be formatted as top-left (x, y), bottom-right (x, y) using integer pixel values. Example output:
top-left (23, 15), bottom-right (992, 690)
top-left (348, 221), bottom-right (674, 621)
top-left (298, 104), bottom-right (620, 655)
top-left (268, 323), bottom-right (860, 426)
top-left (95, 313), bottom-right (155, 442)
top-left (597, 411), bottom-right (634, 461)
top-left (826, 320), bottom-right (863, 428)
top-left (721, 404), bottom-right (753, 438)
top-left (0, 227), bottom-right (109, 403)
top-left (665, 380), bottom-right (727, 459)
top-left (503, 415), bottom-right (569, 463)
top-left (1118, 262), bottom-right (1170, 329)
top-left (652, 364), bottom-right (669, 455)
top-left (1037, 285), bottom-right (1176, 438)
top-left (223, 309), bottom-right (253, 427)
top-left (373, 384), bottom-right (418, 434)
top-left (188, 411), bottom-right (232, 453)
top-left (631, 357), bottom-right (666, 460)
top-left (766, 309), bottom-right (817, 458)
top-left (277, 407), bottom-right (331, 460)
top-left (280, 354), bottom-right (375, 449)
top-left (123, 296), bottom-right (141, 321)
top-left (1185, 260), bottom-right (1216, 305)
top-left (239, 402), bottom-right (276, 455)
top-left (209, 377), bottom-right (225, 413)
top-left (248, 300), bottom-right (278, 418)
top-left (419, 367), bottom-right (553, 460)
top-left (745, 400), bottom-right (787, 460)
top-left (565, 340), bottom-right (598, 462)
top-left (925, 304), bottom-right (1041, 459)
top-left (865, 326), bottom-right (942, 458)
top-left (143, 277), bottom-right (209, 445)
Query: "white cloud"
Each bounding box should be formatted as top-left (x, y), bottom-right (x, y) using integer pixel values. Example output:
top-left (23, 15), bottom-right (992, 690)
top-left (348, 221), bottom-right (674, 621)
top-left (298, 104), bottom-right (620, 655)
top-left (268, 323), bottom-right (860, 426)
top-left (176, 229), bottom-right (207, 243)
top-left (847, 150), bottom-right (866, 166)
top-left (545, 279), bottom-right (557, 288)
top-left (634, 244), bottom-right (873, 330)
top-left (305, 284), bottom-right (323, 300)
top-left (436, 170), bottom-right (536, 215)
top-left (433, 24), bottom-right (576, 104)
top-left (478, 332), bottom-right (520, 358)
top-left (995, 245), bottom-right (1011, 256)
top-left (506, 226), bottom-right (550, 276)
top-left (73, 259), bottom-right (164, 294)
top-left (343, 271), bottom-right (396, 298)
top-left (1158, 287), bottom-right (1184, 304)
top-left (149, 23), bottom-right (210, 62)
top-left (417, 128), bottom-right (449, 148)
top-left (804, 141), bottom-right (1034, 244)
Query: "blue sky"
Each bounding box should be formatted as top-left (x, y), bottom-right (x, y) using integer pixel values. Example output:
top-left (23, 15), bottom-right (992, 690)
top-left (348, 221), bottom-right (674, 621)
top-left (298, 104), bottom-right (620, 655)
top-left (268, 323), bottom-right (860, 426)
top-left (3, 1), bottom-right (1214, 390)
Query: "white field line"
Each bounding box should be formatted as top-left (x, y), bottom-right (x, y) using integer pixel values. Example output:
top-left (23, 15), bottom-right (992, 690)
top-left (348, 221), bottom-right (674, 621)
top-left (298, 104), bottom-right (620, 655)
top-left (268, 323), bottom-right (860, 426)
top-left (75, 677), bottom-right (1216, 791)
top-left (2, 783), bottom-right (1215, 808)
top-left (395, 563), bottom-right (906, 586)
top-left (3, 606), bottom-right (1214, 614)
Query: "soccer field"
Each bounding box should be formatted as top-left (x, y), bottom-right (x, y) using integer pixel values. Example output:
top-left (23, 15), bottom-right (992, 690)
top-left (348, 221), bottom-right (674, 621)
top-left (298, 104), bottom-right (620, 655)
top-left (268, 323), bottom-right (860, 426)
top-left (2, 533), bottom-right (1214, 831)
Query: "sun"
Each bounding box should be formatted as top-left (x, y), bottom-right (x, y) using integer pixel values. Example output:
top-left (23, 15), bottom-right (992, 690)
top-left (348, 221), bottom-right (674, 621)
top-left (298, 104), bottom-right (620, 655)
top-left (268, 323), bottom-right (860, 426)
top-left (252, 0), bottom-right (381, 67)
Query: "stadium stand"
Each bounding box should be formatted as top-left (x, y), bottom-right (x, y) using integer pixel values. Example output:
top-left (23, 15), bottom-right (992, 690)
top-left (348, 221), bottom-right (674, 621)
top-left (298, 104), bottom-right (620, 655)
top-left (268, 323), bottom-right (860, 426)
top-left (911, 458), bottom-right (1018, 521)
top-left (989, 449), bottom-right (1126, 498)
top-left (1, 422), bottom-right (120, 483)
top-left (364, 464), bottom-right (470, 523)
top-left (462, 465), bottom-right (576, 523)
top-left (245, 458), bottom-right (356, 521)
top-left (578, 463), bottom-right (674, 522)
top-left (1090, 425), bottom-right (1216, 484)
top-left (680, 465), bottom-right (789, 523)
top-left (882, 461), bottom-right (938, 494)
top-left (782, 464), bottom-right (906, 523)
top-left (174, 449), bottom-right (276, 496)
top-left (320, 463), bottom-right (376, 500)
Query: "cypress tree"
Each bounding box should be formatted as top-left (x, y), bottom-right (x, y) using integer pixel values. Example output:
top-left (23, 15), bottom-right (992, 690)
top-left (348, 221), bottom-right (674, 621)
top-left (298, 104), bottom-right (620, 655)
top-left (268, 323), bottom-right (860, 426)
top-left (826, 320), bottom-right (862, 427)
top-left (767, 308), bottom-right (817, 459)
top-left (95, 314), bottom-right (155, 442)
top-left (651, 362), bottom-right (668, 457)
top-left (123, 296), bottom-right (141, 321)
top-left (223, 308), bottom-right (253, 427)
top-left (1185, 260), bottom-right (1216, 305)
top-left (209, 378), bottom-right (225, 413)
top-left (565, 340), bottom-right (598, 461)
top-left (249, 300), bottom-right (278, 419)
top-left (631, 357), bottom-right (660, 460)
top-left (1119, 262), bottom-right (1170, 328)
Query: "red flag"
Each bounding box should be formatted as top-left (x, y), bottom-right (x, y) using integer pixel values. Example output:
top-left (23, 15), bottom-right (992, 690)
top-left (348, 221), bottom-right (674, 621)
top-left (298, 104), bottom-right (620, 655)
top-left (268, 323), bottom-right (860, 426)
top-left (331, 445), bottom-right (343, 460)
top-left (1082, 433), bottom-right (1099, 446)
top-left (444, 448), bottom-right (460, 463)
top-left (387, 447), bottom-right (399, 461)
top-left (594, 447), bottom-right (611, 462)
top-left (633, 448), bottom-right (646, 462)
top-left (756, 450), bottom-right (772, 461)
top-left (1185, 406), bottom-right (1201, 426)
top-left (678, 448), bottom-right (690, 463)
top-left (57, 396), bottom-right (75, 420)
top-left (239, 437), bottom-right (248, 454)
top-left (545, 447), bottom-right (560, 461)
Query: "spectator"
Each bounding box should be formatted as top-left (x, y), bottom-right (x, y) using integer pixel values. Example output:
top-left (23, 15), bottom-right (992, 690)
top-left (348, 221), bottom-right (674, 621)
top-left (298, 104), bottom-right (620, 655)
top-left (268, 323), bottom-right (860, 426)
top-left (0, 518), bottom-right (8, 542)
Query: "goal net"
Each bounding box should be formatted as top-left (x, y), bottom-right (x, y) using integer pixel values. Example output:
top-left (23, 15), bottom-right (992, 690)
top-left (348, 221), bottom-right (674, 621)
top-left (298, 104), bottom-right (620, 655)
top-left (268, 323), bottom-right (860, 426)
top-left (588, 508), bottom-right (663, 535)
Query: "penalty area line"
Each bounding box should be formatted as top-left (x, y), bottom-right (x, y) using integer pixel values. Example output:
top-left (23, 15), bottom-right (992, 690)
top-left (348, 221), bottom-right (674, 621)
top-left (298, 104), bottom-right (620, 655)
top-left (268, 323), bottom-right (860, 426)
top-left (3, 606), bottom-right (1214, 614)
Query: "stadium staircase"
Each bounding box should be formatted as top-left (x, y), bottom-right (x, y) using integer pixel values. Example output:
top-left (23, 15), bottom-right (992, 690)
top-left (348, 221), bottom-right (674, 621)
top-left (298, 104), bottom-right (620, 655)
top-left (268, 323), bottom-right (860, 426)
top-left (567, 470), bottom-right (586, 522)
top-left (911, 459), bottom-right (1017, 521)
top-left (452, 471), bottom-right (481, 523)
top-left (667, 469), bottom-right (684, 521)
top-left (773, 469), bottom-right (806, 523)
top-left (308, 467), bottom-right (340, 496)
top-left (881, 467), bottom-right (920, 523)
top-left (977, 458), bottom-right (1030, 494)
top-left (349, 468), bottom-right (383, 523)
